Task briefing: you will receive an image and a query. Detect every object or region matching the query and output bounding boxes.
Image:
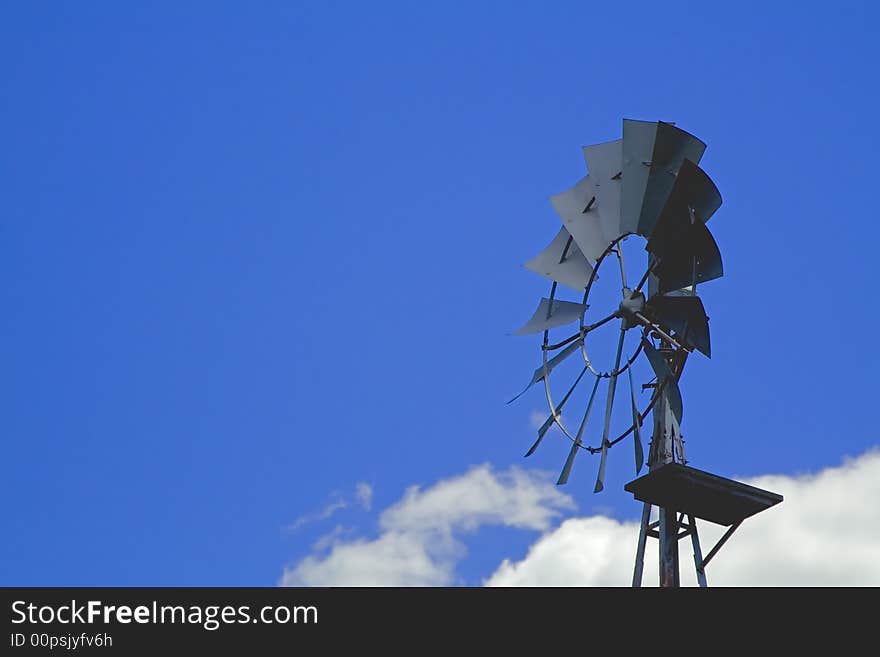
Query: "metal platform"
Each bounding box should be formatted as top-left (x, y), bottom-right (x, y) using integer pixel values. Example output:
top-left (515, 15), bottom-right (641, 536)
top-left (624, 462), bottom-right (783, 526)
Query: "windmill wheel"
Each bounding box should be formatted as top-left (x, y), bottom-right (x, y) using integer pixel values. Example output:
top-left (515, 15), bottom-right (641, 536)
top-left (510, 120), bottom-right (723, 493)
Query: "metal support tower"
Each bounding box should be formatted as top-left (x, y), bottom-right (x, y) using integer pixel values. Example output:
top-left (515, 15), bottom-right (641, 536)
top-left (632, 343), bottom-right (705, 588)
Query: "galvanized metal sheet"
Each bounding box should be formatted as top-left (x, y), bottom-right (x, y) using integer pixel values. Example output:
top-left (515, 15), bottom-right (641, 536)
top-left (537, 338), bottom-right (583, 379)
top-left (676, 158), bottom-right (722, 223)
top-left (621, 119), bottom-right (657, 235)
top-left (652, 122), bottom-right (707, 171)
top-left (582, 139), bottom-right (625, 243)
top-left (550, 176), bottom-right (611, 262)
top-left (637, 122), bottom-right (707, 238)
top-left (526, 367), bottom-right (589, 456)
top-left (594, 327), bottom-right (626, 493)
top-left (628, 368), bottom-right (644, 474)
top-left (647, 295), bottom-right (711, 358)
top-left (642, 340), bottom-right (683, 423)
top-left (594, 438), bottom-right (609, 493)
top-left (646, 158), bottom-right (721, 252)
top-left (557, 440), bottom-right (580, 486)
top-left (524, 433), bottom-right (544, 459)
top-left (651, 222), bottom-right (723, 294)
top-left (664, 285), bottom-right (695, 297)
top-left (507, 338), bottom-right (584, 403)
top-left (523, 227), bottom-right (595, 291)
top-left (645, 157), bottom-right (722, 293)
top-left (557, 375), bottom-right (601, 485)
top-left (514, 297), bottom-right (587, 336)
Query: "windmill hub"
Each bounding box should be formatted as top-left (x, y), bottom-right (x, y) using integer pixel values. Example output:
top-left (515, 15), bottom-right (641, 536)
top-left (617, 288), bottom-right (645, 328)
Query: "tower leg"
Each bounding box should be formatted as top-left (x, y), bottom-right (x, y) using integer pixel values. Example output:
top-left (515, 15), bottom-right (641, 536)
top-left (688, 514), bottom-right (708, 588)
top-left (632, 502), bottom-right (651, 587)
top-left (658, 507), bottom-right (680, 587)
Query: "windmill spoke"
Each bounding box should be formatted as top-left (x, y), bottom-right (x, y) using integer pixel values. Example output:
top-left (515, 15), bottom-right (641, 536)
top-left (633, 265), bottom-right (652, 294)
top-left (614, 241), bottom-right (629, 292)
top-left (548, 312), bottom-right (618, 351)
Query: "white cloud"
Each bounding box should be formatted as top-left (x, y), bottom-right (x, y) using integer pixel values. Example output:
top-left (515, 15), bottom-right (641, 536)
top-left (282, 531), bottom-right (453, 587)
top-left (281, 449), bottom-right (880, 586)
top-left (378, 465), bottom-right (572, 534)
top-left (355, 482), bottom-right (373, 511)
top-left (286, 482), bottom-right (375, 532)
top-left (529, 410), bottom-right (547, 430)
top-left (286, 495), bottom-right (347, 532)
top-left (485, 516), bottom-right (637, 586)
top-left (280, 464), bottom-right (575, 586)
top-left (486, 448), bottom-right (880, 586)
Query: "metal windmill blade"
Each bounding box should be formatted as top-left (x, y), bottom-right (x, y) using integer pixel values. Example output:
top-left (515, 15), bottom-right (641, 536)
top-left (557, 375), bottom-right (602, 485)
top-left (513, 297), bottom-right (588, 336)
top-left (638, 122), bottom-right (707, 238)
top-left (550, 177), bottom-right (611, 263)
top-left (647, 294), bottom-right (712, 358)
top-left (582, 139), bottom-right (625, 246)
top-left (622, 120), bottom-right (707, 239)
top-left (651, 223), bottom-right (723, 294)
top-left (523, 227), bottom-right (595, 292)
top-left (525, 367), bottom-right (590, 456)
top-left (621, 120), bottom-right (659, 235)
top-left (647, 158), bottom-right (724, 294)
top-left (627, 367), bottom-right (645, 474)
top-left (660, 157), bottom-right (722, 224)
top-left (507, 338), bottom-right (584, 404)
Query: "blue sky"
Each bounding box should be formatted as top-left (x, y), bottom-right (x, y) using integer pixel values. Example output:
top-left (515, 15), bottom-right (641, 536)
top-left (2, 2), bottom-right (878, 586)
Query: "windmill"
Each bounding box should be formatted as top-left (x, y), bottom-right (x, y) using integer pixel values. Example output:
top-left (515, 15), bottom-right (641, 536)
top-left (510, 119), bottom-right (782, 587)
